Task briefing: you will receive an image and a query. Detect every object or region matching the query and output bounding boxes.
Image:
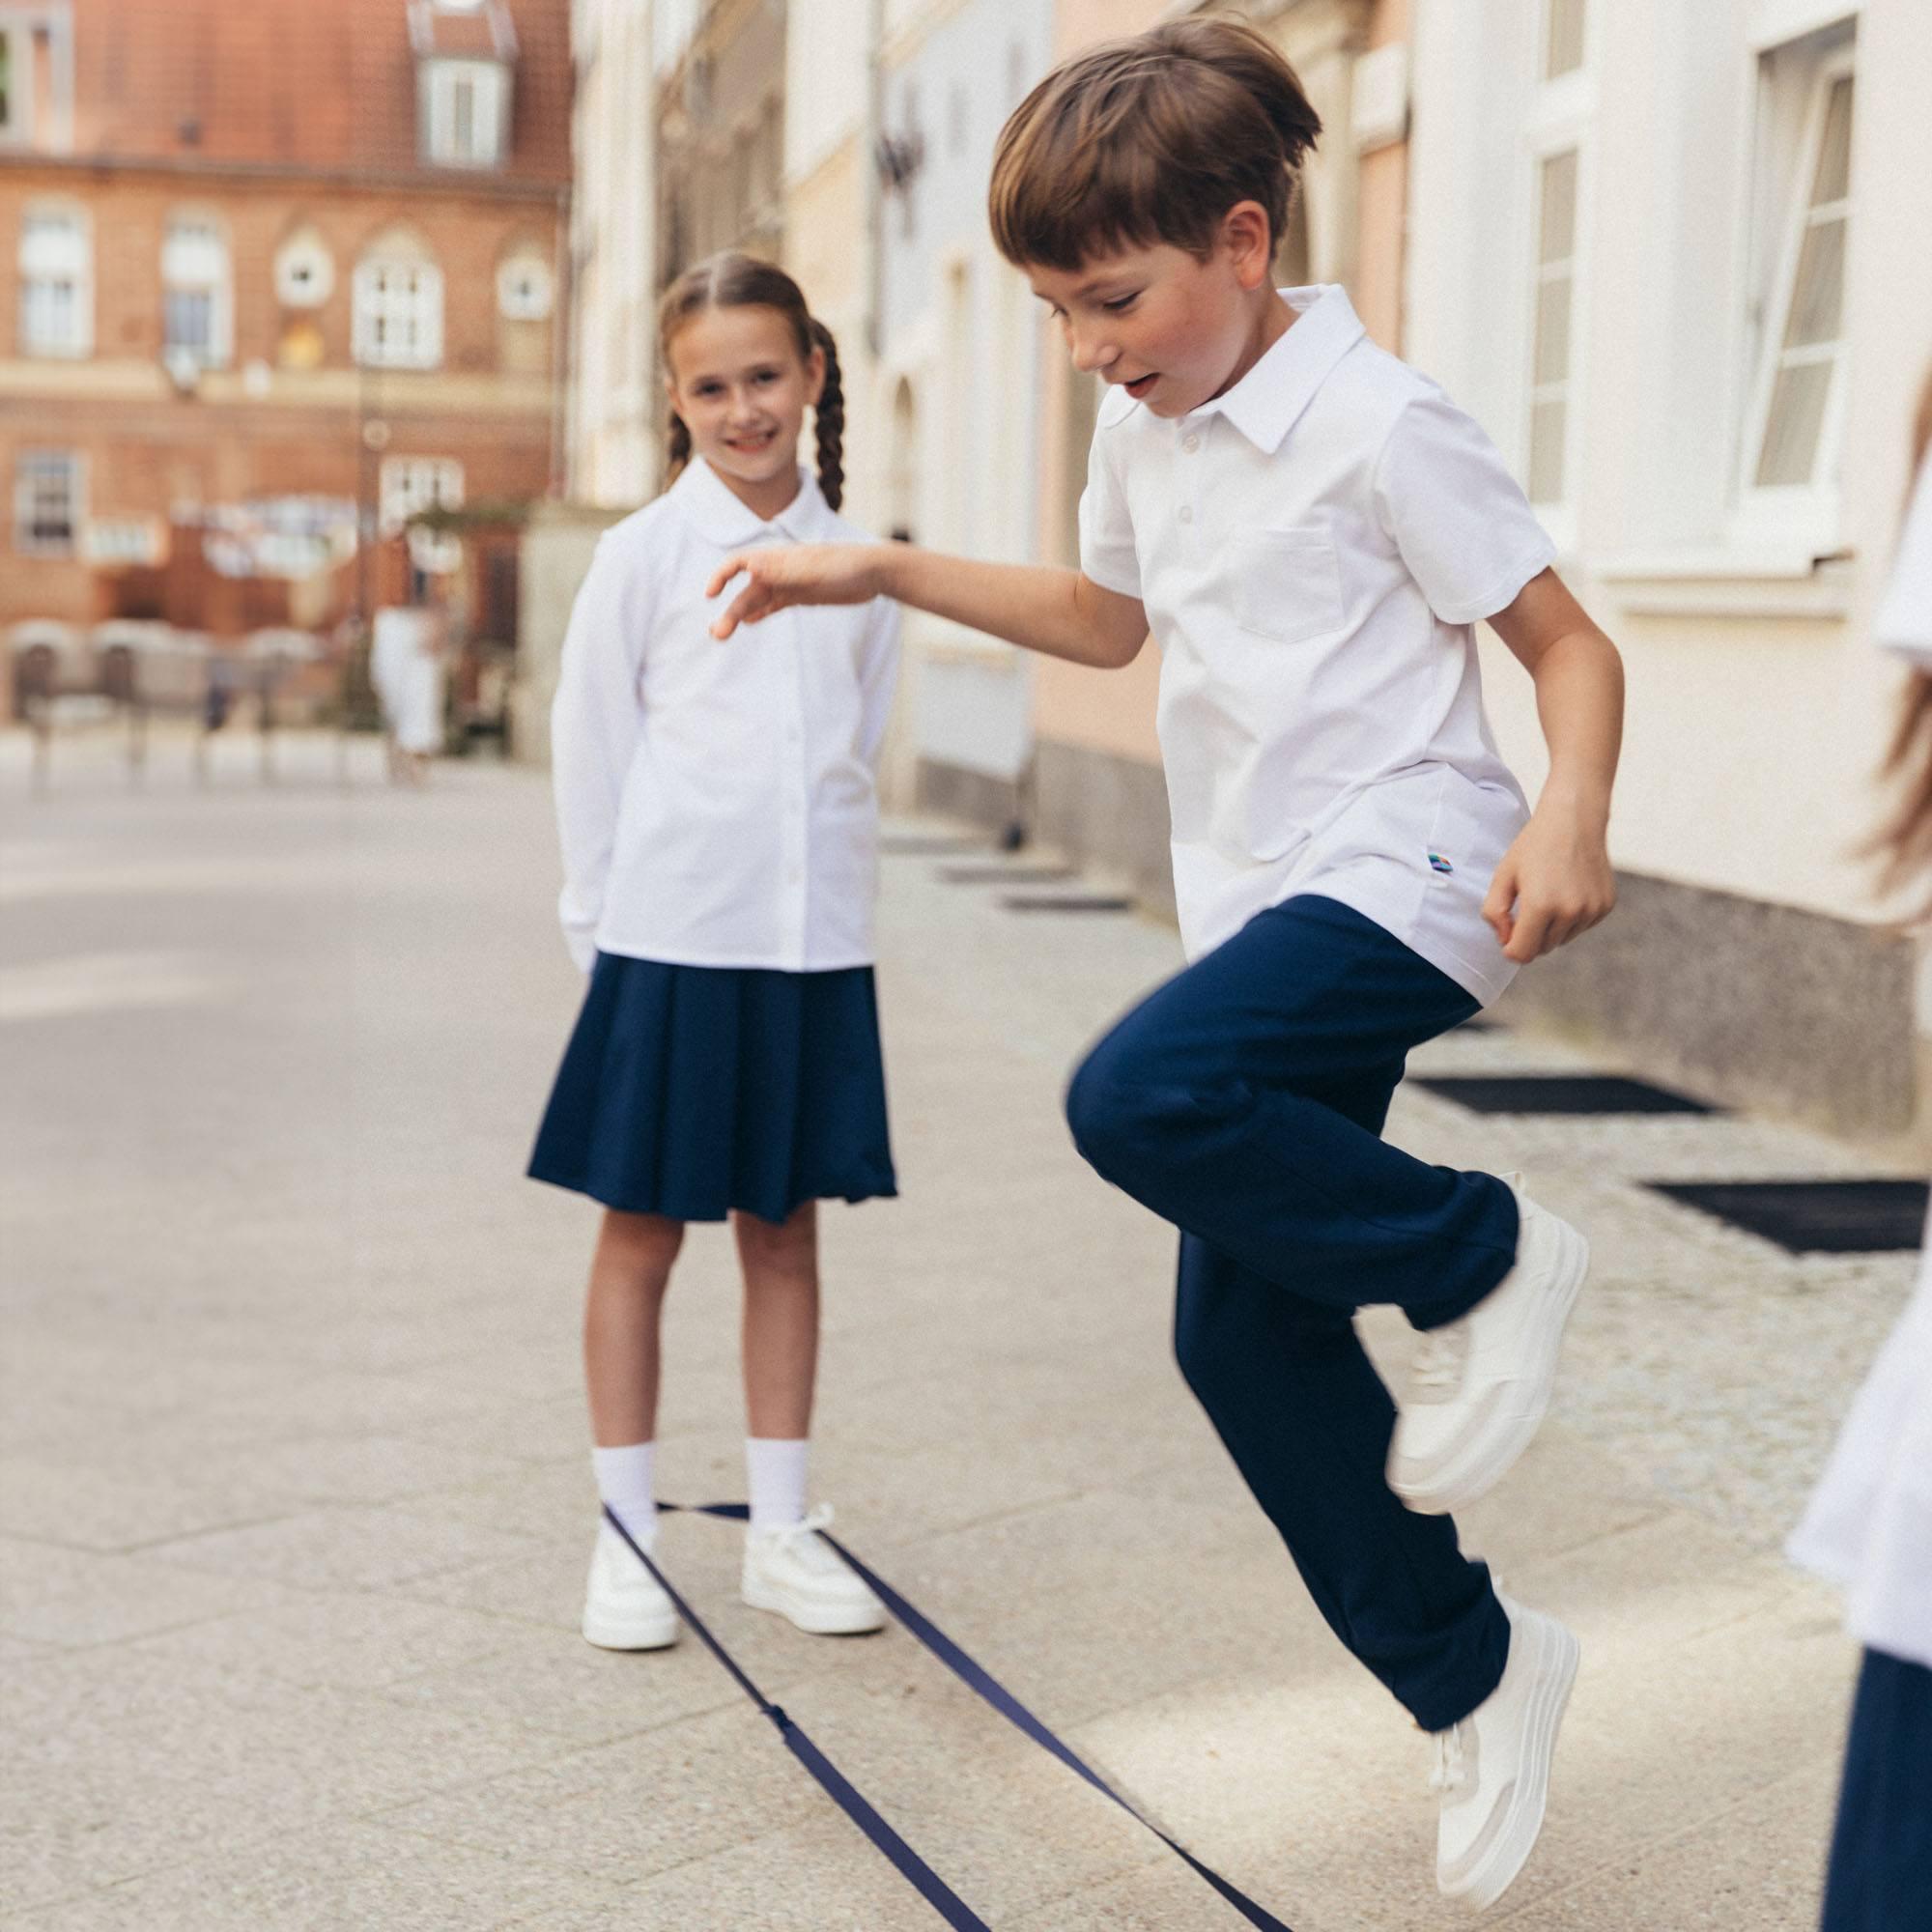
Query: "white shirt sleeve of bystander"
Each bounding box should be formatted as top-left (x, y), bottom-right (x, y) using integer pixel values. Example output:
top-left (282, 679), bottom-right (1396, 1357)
top-left (550, 532), bottom-right (652, 975)
top-left (1077, 410), bottom-right (1142, 600)
top-left (1787, 450), bottom-right (1932, 1669)
top-left (1372, 391), bottom-right (1557, 627)
top-left (1876, 449), bottom-right (1932, 663)
top-left (855, 590), bottom-right (903, 770)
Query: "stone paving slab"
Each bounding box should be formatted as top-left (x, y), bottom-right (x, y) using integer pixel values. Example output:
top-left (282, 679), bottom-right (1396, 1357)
top-left (3, 1821), bottom-right (635, 1931)
top-left (2, 729), bottom-right (1908, 1928)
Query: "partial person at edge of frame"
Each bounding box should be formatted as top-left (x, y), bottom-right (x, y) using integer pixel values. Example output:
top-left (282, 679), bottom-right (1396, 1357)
top-left (1791, 361), bottom-right (1932, 1932)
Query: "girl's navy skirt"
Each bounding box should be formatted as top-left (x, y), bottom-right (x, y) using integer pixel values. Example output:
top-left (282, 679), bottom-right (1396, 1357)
top-left (528, 953), bottom-right (896, 1225)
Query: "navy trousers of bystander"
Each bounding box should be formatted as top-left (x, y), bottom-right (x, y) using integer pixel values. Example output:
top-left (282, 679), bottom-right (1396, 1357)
top-left (1065, 894), bottom-right (1522, 1732)
top-left (1820, 1647), bottom-right (1932, 1932)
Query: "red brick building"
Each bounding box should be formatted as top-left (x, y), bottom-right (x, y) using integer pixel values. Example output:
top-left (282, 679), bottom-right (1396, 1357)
top-left (0, 0), bottom-right (572, 705)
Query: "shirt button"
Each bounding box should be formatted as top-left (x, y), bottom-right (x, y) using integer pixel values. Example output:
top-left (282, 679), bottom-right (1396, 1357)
top-left (1182, 434), bottom-right (1200, 453)
top-left (1179, 505), bottom-right (1194, 524)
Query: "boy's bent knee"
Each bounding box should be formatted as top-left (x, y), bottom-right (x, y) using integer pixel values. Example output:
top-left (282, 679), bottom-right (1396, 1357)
top-left (1063, 1044), bottom-right (1148, 1177)
top-left (1065, 1029), bottom-right (1241, 1180)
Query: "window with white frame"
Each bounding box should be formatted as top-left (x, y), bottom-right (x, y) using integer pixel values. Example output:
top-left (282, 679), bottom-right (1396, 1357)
top-left (18, 205), bottom-right (90, 357)
top-left (1522, 0), bottom-right (1591, 517)
top-left (423, 58), bottom-right (507, 168)
top-left (162, 213), bottom-right (232, 368)
top-left (14, 449), bottom-right (81, 554)
top-left (353, 243), bottom-right (443, 369)
top-left (1527, 148), bottom-right (1578, 507)
top-left (1747, 52), bottom-right (1855, 499)
top-left (1, 14), bottom-right (73, 147)
top-left (0, 27), bottom-right (18, 138)
top-left (379, 456), bottom-right (463, 535)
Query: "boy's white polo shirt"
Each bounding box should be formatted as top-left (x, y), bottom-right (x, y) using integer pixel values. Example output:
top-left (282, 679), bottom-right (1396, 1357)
top-left (1079, 284), bottom-right (1554, 1006)
top-left (549, 457), bottom-right (900, 976)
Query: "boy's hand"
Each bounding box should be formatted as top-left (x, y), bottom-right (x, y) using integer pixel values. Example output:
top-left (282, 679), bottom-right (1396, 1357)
top-left (1483, 804), bottom-right (1616, 962)
top-left (706, 544), bottom-right (886, 639)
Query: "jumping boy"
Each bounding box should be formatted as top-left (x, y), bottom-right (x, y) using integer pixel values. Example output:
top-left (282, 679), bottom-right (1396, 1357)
top-left (708, 18), bottom-right (1623, 1912)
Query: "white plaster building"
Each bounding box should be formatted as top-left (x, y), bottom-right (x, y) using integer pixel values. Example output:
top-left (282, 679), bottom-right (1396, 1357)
top-left (1407, 0), bottom-right (1932, 1131)
top-left (567, 0), bottom-right (660, 508)
top-left (867, 0), bottom-right (1055, 825)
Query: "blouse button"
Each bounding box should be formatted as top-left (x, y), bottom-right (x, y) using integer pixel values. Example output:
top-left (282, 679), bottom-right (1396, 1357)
top-left (1179, 505), bottom-right (1194, 525)
top-left (1182, 435), bottom-right (1200, 454)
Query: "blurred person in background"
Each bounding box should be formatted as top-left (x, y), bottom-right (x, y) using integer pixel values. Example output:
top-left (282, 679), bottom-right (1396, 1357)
top-left (1790, 365), bottom-right (1932, 1932)
top-left (371, 575), bottom-right (448, 784)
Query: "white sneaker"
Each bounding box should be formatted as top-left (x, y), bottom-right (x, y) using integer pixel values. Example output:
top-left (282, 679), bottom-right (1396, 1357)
top-left (1432, 1596), bottom-right (1579, 1912)
top-left (581, 1518), bottom-right (678, 1652)
top-left (1389, 1174), bottom-right (1588, 1515)
top-left (741, 1504), bottom-right (886, 1635)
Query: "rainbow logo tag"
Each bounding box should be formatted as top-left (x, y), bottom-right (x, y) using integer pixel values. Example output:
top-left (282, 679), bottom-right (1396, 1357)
top-left (1428, 852), bottom-right (1455, 875)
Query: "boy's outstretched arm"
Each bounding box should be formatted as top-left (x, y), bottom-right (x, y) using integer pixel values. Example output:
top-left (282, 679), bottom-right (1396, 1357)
top-left (1485, 568), bottom-right (1625, 964)
top-left (706, 545), bottom-right (1149, 671)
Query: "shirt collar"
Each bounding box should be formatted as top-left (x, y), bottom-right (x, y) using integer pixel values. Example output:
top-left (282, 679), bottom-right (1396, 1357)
top-left (1185, 284), bottom-right (1367, 454)
top-left (671, 455), bottom-right (837, 547)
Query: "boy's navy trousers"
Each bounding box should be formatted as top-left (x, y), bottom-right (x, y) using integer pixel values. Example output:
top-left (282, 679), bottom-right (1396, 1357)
top-left (1065, 894), bottom-right (1521, 1732)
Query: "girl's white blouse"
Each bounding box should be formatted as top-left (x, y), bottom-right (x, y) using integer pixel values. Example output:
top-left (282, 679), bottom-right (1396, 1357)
top-left (1788, 447), bottom-right (1932, 1670)
top-left (549, 458), bottom-right (900, 976)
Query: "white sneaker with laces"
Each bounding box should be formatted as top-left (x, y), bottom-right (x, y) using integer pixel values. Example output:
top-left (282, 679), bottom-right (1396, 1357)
top-left (1389, 1174), bottom-right (1588, 1515)
top-left (581, 1518), bottom-right (679, 1652)
top-left (1431, 1595), bottom-right (1579, 1912)
top-left (741, 1504), bottom-right (886, 1635)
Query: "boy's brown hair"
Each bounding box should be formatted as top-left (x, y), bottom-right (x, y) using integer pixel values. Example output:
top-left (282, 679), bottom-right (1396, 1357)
top-left (988, 15), bottom-right (1321, 272)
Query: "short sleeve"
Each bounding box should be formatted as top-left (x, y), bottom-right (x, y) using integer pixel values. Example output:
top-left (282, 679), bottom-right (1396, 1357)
top-left (1077, 421), bottom-right (1142, 600)
top-left (1876, 450), bottom-right (1932, 663)
top-left (1373, 391), bottom-right (1557, 626)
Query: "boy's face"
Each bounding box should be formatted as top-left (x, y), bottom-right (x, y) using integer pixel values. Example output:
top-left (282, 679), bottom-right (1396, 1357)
top-left (1027, 225), bottom-right (1271, 419)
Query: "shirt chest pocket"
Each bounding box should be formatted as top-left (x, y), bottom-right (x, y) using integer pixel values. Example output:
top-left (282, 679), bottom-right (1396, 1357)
top-left (1229, 527), bottom-right (1345, 645)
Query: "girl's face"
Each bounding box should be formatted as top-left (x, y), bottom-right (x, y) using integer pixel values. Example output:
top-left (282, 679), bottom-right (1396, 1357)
top-left (665, 305), bottom-right (824, 505)
top-left (1026, 203), bottom-right (1285, 419)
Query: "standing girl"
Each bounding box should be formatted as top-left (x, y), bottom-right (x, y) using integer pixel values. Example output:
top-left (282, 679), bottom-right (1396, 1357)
top-left (529, 253), bottom-right (900, 1651)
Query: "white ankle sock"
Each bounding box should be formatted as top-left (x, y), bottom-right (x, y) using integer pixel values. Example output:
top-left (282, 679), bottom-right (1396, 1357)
top-left (746, 1436), bottom-right (809, 1530)
top-left (592, 1441), bottom-right (657, 1544)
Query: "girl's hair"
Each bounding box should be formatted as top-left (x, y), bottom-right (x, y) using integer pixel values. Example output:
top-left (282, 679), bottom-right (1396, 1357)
top-left (659, 251), bottom-right (845, 510)
top-left (1869, 362), bottom-right (1932, 899)
top-left (988, 15), bottom-right (1321, 271)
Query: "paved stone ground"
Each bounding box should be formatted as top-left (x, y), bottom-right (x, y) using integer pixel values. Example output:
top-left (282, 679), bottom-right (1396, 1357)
top-left (2, 724), bottom-right (1918, 1930)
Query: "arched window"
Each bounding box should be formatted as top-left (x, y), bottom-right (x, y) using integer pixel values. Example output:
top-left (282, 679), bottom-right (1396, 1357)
top-left (274, 224), bottom-right (334, 309)
top-left (353, 231), bottom-right (443, 370)
top-left (18, 202), bottom-right (90, 357)
top-left (162, 212), bottom-right (232, 369)
top-left (497, 246), bottom-right (554, 322)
